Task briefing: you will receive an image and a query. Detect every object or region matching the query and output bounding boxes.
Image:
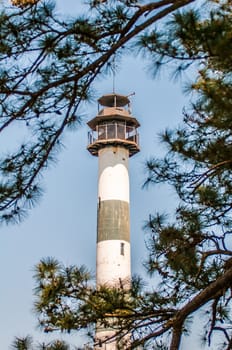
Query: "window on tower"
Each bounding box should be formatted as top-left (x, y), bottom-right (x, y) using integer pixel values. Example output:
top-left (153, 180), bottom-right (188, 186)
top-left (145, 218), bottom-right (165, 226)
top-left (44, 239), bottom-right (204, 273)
top-left (120, 242), bottom-right (125, 256)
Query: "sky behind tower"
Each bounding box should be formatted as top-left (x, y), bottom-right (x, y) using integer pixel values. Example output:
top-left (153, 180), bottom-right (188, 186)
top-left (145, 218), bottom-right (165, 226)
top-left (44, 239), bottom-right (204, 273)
top-left (0, 1), bottom-right (202, 349)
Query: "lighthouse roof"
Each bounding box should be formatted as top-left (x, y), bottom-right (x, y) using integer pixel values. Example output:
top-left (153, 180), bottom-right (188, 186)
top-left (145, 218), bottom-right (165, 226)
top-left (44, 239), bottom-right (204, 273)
top-left (98, 93), bottom-right (130, 107)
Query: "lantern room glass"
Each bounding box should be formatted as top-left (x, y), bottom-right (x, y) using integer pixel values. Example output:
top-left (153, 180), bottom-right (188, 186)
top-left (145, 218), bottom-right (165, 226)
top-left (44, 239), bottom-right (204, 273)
top-left (88, 121), bottom-right (139, 145)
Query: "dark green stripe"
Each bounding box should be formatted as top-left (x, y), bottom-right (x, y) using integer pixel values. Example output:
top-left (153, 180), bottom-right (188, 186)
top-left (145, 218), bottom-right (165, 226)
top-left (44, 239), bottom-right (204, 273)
top-left (97, 200), bottom-right (130, 242)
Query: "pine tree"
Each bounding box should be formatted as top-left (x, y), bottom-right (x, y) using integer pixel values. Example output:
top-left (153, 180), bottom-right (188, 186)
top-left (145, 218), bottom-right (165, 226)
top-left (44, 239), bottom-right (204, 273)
top-left (8, 0), bottom-right (232, 349)
top-left (0, 0), bottom-right (193, 225)
top-left (11, 336), bottom-right (72, 350)
top-left (11, 0), bottom-right (39, 8)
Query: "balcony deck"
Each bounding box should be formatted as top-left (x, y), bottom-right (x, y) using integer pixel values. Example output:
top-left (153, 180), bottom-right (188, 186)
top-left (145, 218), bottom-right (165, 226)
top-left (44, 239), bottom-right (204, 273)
top-left (87, 137), bottom-right (140, 157)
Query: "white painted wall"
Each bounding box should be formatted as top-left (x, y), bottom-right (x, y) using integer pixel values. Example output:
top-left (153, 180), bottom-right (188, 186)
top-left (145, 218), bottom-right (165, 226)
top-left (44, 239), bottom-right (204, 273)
top-left (95, 329), bottom-right (131, 350)
top-left (98, 146), bottom-right (129, 203)
top-left (96, 240), bottom-right (131, 287)
top-left (95, 330), bottom-right (118, 350)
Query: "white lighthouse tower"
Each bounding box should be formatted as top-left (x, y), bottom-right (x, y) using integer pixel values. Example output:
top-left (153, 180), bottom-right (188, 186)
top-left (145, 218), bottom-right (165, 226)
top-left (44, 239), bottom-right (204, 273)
top-left (87, 93), bottom-right (140, 349)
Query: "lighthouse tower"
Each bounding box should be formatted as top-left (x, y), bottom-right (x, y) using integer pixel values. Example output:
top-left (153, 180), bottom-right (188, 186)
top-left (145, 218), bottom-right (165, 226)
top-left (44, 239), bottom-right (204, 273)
top-left (87, 93), bottom-right (140, 349)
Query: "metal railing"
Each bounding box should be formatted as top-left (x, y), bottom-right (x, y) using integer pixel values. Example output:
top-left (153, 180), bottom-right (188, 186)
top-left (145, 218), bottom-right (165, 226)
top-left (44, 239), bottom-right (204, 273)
top-left (88, 123), bottom-right (139, 145)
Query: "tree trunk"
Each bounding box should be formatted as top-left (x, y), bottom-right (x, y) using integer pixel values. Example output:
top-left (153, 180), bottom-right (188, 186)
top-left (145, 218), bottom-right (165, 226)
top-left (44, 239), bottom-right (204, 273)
top-left (170, 323), bottom-right (183, 350)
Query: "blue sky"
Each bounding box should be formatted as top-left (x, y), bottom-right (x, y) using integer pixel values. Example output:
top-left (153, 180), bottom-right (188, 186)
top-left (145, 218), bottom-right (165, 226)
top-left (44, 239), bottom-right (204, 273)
top-left (0, 1), bottom-right (204, 349)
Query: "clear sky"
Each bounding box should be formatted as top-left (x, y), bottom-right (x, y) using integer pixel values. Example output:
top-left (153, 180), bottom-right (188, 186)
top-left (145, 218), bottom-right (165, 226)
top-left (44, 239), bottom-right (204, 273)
top-left (0, 1), bottom-right (204, 349)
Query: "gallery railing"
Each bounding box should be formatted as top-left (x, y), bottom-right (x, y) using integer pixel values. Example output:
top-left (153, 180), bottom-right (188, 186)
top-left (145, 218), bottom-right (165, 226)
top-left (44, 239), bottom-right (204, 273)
top-left (88, 123), bottom-right (139, 146)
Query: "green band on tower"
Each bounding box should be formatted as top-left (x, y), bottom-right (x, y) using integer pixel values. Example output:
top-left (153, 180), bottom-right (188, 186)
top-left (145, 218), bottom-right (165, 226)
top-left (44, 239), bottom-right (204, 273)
top-left (97, 200), bottom-right (130, 243)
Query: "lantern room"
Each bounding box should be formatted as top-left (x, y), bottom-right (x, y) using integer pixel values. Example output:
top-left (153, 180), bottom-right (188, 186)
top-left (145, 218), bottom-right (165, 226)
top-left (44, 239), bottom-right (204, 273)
top-left (87, 93), bottom-right (140, 157)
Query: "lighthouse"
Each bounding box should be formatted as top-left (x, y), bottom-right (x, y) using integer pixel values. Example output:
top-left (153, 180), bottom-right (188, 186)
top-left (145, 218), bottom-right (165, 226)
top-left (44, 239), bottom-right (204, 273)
top-left (87, 93), bottom-right (140, 349)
